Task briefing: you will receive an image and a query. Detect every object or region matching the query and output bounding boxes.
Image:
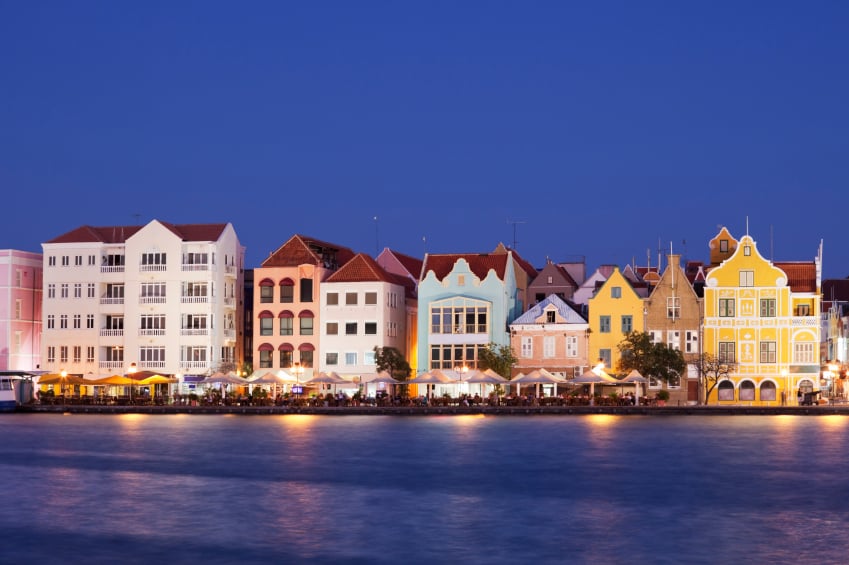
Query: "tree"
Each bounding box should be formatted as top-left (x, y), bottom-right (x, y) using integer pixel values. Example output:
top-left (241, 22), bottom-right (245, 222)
top-left (617, 331), bottom-right (686, 385)
top-left (477, 343), bottom-right (518, 379)
top-left (373, 346), bottom-right (411, 381)
top-left (693, 352), bottom-right (735, 405)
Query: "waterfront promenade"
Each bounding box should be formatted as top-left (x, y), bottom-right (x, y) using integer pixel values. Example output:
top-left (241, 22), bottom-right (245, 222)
top-left (18, 403), bottom-right (849, 416)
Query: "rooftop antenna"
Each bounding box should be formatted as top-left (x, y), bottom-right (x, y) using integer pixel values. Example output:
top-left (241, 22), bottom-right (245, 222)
top-left (507, 218), bottom-right (526, 250)
top-left (745, 215), bottom-right (749, 237)
top-left (770, 224), bottom-right (774, 261)
top-left (374, 216), bottom-right (379, 256)
top-left (422, 236), bottom-right (427, 255)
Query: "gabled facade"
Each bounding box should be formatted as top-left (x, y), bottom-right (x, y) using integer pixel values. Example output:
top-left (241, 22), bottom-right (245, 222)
top-left (0, 250), bottom-right (43, 371)
top-left (702, 232), bottom-right (821, 405)
top-left (41, 221), bottom-right (243, 378)
top-left (320, 253), bottom-right (411, 380)
top-left (528, 260), bottom-right (579, 305)
top-left (572, 264), bottom-right (616, 306)
top-left (417, 247), bottom-right (527, 372)
top-left (644, 253), bottom-right (702, 405)
top-left (376, 247), bottom-right (423, 373)
top-left (510, 294), bottom-right (589, 379)
top-left (253, 235), bottom-right (355, 379)
top-left (587, 268), bottom-right (645, 371)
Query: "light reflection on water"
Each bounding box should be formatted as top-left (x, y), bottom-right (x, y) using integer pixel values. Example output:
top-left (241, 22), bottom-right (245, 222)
top-left (2, 413), bottom-right (849, 564)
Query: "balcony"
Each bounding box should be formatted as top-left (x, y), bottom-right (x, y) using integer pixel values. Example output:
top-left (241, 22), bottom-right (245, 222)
top-left (181, 263), bottom-right (210, 272)
top-left (223, 329), bottom-right (236, 340)
top-left (139, 361), bottom-right (165, 369)
top-left (181, 295), bottom-right (209, 304)
top-left (791, 317), bottom-right (819, 327)
top-left (140, 296), bottom-right (166, 304)
top-left (225, 264), bottom-right (236, 276)
top-left (99, 329), bottom-right (124, 337)
top-left (139, 329), bottom-right (166, 336)
top-left (100, 265), bottom-right (125, 273)
top-left (99, 361), bottom-right (124, 370)
top-left (140, 264), bottom-right (167, 272)
top-left (224, 297), bottom-right (235, 307)
top-left (100, 297), bottom-right (124, 305)
top-left (180, 361), bottom-right (209, 371)
top-left (181, 328), bottom-right (209, 336)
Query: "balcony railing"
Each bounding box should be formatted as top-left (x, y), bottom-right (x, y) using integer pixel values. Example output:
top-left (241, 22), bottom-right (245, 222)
top-left (225, 265), bottom-right (236, 275)
top-left (181, 295), bottom-right (209, 304)
top-left (180, 361), bottom-right (209, 370)
top-left (223, 329), bottom-right (236, 340)
top-left (181, 328), bottom-right (209, 336)
top-left (791, 317), bottom-right (819, 327)
top-left (99, 329), bottom-right (124, 337)
top-left (139, 329), bottom-right (166, 336)
top-left (140, 297), bottom-right (166, 304)
top-left (100, 297), bottom-right (124, 305)
top-left (140, 264), bottom-right (167, 272)
top-left (100, 266), bottom-right (125, 273)
top-left (139, 361), bottom-right (165, 369)
top-left (99, 361), bottom-right (124, 370)
top-left (181, 264), bottom-right (210, 271)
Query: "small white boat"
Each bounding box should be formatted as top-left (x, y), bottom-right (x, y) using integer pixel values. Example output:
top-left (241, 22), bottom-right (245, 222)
top-left (0, 373), bottom-right (34, 412)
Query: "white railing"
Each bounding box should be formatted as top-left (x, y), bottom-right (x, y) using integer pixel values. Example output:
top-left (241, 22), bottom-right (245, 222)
top-left (181, 264), bottom-right (210, 271)
top-left (791, 317), bottom-right (819, 327)
top-left (180, 361), bottom-right (209, 370)
top-left (139, 361), bottom-right (165, 369)
top-left (181, 328), bottom-right (209, 336)
top-left (181, 296), bottom-right (209, 304)
top-left (99, 361), bottom-right (124, 370)
top-left (225, 265), bottom-right (236, 275)
top-left (140, 265), bottom-right (166, 272)
top-left (100, 297), bottom-right (124, 305)
top-left (100, 266), bottom-right (125, 273)
top-left (223, 329), bottom-right (235, 340)
top-left (99, 329), bottom-right (124, 337)
top-left (140, 297), bottom-right (166, 304)
top-left (139, 329), bottom-right (165, 336)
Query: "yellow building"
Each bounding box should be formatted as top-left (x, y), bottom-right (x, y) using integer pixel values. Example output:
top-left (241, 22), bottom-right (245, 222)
top-left (703, 230), bottom-right (821, 405)
top-left (587, 267), bottom-right (645, 372)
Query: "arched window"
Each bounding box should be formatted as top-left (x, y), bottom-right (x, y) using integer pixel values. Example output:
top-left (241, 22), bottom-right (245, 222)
top-left (259, 279), bottom-right (274, 303)
top-left (279, 278), bottom-right (294, 303)
top-left (760, 381), bottom-right (777, 401)
top-left (278, 310), bottom-right (294, 336)
top-left (740, 380), bottom-right (755, 401)
top-left (258, 311), bottom-right (274, 336)
top-left (717, 380), bottom-right (735, 401)
top-left (299, 310), bottom-right (314, 336)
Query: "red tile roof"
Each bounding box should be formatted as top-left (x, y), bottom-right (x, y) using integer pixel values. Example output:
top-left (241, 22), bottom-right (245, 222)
top-left (422, 253), bottom-right (509, 281)
top-left (327, 253), bottom-right (409, 286)
top-left (46, 223), bottom-right (227, 244)
top-left (383, 249), bottom-right (424, 279)
top-left (774, 262), bottom-right (817, 293)
top-left (262, 234), bottom-right (355, 268)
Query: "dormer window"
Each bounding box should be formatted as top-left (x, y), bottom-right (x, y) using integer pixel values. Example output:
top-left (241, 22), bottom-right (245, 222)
top-left (720, 240), bottom-right (728, 252)
top-left (744, 246), bottom-right (751, 256)
top-left (611, 286), bottom-right (622, 299)
top-left (546, 311), bottom-right (556, 323)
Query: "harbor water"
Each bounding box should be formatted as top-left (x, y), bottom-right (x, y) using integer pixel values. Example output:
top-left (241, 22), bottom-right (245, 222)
top-left (2, 413), bottom-right (848, 564)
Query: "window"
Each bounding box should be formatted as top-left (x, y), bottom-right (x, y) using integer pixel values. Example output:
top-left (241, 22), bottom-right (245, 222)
top-left (543, 336), bottom-right (555, 358)
top-left (457, 275), bottom-right (465, 286)
top-left (140, 252), bottom-right (167, 268)
top-left (760, 381), bottom-right (777, 401)
top-left (547, 276), bottom-right (553, 284)
top-left (685, 330), bottom-right (698, 353)
top-left (300, 317), bottom-right (314, 336)
top-left (60, 315), bottom-right (68, 329)
top-left (259, 350), bottom-right (272, 368)
top-left (794, 343), bottom-right (815, 364)
top-left (140, 346), bottom-right (166, 364)
top-left (140, 315), bottom-right (165, 333)
top-left (346, 292), bottom-right (358, 305)
top-left (599, 349), bottom-right (611, 368)
top-left (388, 293), bottom-right (397, 308)
top-left (279, 317), bottom-right (293, 336)
top-left (60, 346), bottom-right (68, 363)
top-left (566, 336), bottom-right (578, 357)
top-left (365, 292), bottom-right (377, 305)
top-left (720, 239), bottom-right (728, 252)
top-left (719, 342), bottom-right (736, 363)
top-left (47, 346), bottom-right (55, 363)
top-left (326, 292), bottom-right (339, 306)
top-left (364, 322), bottom-right (377, 335)
top-left (345, 322), bottom-right (357, 336)
top-left (546, 311), bottom-right (556, 323)
top-left (105, 315), bottom-right (124, 330)
top-left (345, 352), bottom-right (357, 365)
top-left (61, 256), bottom-right (69, 266)
top-left (718, 381), bottom-right (735, 401)
top-left (183, 282), bottom-right (208, 298)
top-left (106, 284), bottom-right (124, 299)
top-left (387, 322), bottom-right (398, 337)
top-left (48, 256), bottom-right (56, 267)
top-left (739, 270), bottom-right (754, 287)
top-left (667, 330), bottom-right (680, 350)
top-left (15, 299), bottom-right (22, 320)
top-left (364, 350), bottom-right (376, 365)
top-left (667, 297), bottom-right (680, 319)
top-left (48, 284), bottom-right (55, 299)
top-left (621, 315), bottom-right (633, 333)
top-left (61, 284), bottom-right (68, 298)
top-left (74, 255), bottom-right (82, 266)
top-left (279, 350), bottom-right (292, 368)
top-left (260, 317), bottom-right (273, 336)
top-left (73, 346), bottom-right (81, 363)
top-left (74, 283), bottom-right (81, 298)
top-left (140, 283), bottom-right (166, 301)
top-left (300, 278), bottom-right (313, 302)
top-left (430, 299), bottom-right (489, 334)
top-left (611, 287), bottom-right (621, 299)
top-left (326, 352), bottom-right (338, 365)
top-left (744, 245), bottom-right (751, 256)
top-left (429, 343), bottom-right (485, 370)
top-left (260, 285), bottom-right (273, 303)
top-left (760, 342), bottom-right (776, 363)
top-left (86, 346), bottom-right (95, 363)
top-left (521, 337), bottom-right (533, 358)
top-left (86, 314), bottom-right (94, 329)
top-left (73, 314), bottom-right (81, 329)
top-left (796, 304), bottom-right (811, 316)
top-left (599, 316), bottom-right (611, 333)
top-left (47, 315), bottom-right (55, 329)
top-left (326, 322), bottom-right (338, 335)
top-left (299, 351), bottom-right (314, 368)
top-left (88, 255), bottom-right (96, 266)
top-left (719, 299), bottom-right (735, 317)
top-left (87, 283), bottom-right (95, 298)
top-left (280, 283), bottom-right (294, 303)
top-left (13, 332), bottom-right (21, 354)
top-left (740, 381), bottom-right (755, 401)
top-left (760, 299), bottom-right (776, 317)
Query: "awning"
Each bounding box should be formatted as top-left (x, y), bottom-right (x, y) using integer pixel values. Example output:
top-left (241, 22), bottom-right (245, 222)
top-left (298, 343), bottom-right (315, 351)
top-left (279, 278), bottom-right (294, 286)
top-left (278, 310), bottom-right (294, 318)
top-left (259, 278), bottom-right (274, 287)
top-left (298, 310), bottom-right (314, 318)
top-left (258, 343), bottom-right (274, 352)
top-left (258, 310), bottom-right (274, 318)
top-left (278, 343), bottom-right (294, 351)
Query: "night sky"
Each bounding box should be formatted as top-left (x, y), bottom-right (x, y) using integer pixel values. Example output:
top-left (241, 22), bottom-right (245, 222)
top-left (2, 2), bottom-right (847, 277)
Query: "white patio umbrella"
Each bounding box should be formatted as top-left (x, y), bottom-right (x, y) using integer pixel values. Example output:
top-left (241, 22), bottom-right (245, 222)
top-left (247, 370), bottom-right (297, 398)
top-left (465, 369), bottom-right (508, 397)
top-left (362, 371), bottom-right (401, 398)
top-left (620, 369), bottom-right (648, 406)
top-left (408, 370), bottom-right (457, 399)
top-left (512, 369), bottom-right (567, 397)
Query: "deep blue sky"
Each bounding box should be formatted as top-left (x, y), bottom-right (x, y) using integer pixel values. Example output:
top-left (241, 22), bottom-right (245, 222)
top-left (2, 2), bottom-right (847, 277)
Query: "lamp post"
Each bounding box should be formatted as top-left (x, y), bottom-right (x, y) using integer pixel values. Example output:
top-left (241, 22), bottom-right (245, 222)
top-left (128, 362), bottom-right (137, 404)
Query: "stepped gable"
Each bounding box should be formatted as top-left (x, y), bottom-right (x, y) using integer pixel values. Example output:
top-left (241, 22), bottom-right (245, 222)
top-left (422, 252), bottom-right (509, 281)
top-left (46, 222), bottom-right (227, 244)
top-left (262, 234), bottom-right (355, 269)
top-left (774, 261), bottom-right (817, 293)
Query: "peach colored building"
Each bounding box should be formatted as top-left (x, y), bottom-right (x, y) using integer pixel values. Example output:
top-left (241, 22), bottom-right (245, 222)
top-left (0, 250), bottom-right (43, 371)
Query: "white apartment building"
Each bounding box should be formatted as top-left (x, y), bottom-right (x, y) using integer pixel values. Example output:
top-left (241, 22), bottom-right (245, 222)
top-left (320, 254), bottom-right (410, 380)
top-left (41, 220), bottom-right (244, 377)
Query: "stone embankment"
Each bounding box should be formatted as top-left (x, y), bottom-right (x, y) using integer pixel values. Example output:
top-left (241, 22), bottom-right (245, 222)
top-left (16, 404), bottom-right (849, 416)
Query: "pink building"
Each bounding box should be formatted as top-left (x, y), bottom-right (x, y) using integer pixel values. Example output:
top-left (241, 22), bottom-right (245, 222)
top-left (0, 250), bottom-right (43, 371)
